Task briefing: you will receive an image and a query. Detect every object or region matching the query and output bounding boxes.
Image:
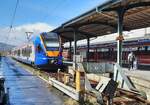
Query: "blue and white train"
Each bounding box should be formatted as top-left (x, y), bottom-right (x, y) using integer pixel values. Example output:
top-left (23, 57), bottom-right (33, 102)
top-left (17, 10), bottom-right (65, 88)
top-left (11, 32), bottom-right (63, 70)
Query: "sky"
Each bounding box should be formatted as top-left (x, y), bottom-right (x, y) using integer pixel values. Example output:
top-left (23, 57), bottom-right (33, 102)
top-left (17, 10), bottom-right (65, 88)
top-left (0, 0), bottom-right (106, 45)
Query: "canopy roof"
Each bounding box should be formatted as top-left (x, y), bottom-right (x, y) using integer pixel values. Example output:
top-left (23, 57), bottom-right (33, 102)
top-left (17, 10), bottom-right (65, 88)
top-left (52, 0), bottom-right (150, 42)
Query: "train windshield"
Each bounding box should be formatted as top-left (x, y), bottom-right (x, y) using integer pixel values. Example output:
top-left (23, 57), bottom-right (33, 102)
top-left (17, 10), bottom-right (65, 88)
top-left (41, 32), bottom-right (60, 51)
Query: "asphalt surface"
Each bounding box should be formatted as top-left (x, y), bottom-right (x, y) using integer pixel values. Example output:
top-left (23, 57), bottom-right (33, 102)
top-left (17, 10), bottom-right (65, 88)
top-left (0, 57), bottom-right (63, 105)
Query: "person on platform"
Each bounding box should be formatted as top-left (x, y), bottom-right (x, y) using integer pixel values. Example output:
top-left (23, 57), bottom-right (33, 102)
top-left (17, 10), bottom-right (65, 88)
top-left (128, 52), bottom-right (135, 70)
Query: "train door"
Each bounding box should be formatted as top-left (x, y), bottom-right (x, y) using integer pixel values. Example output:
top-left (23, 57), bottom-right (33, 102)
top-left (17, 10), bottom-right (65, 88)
top-left (34, 43), bottom-right (46, 65)
top-left (27, 45), bottom-right (33, 63)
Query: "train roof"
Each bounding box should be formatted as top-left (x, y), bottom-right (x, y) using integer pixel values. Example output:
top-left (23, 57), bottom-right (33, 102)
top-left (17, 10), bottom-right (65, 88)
top-left (52, 0), bottom-right (150, 42)
top-left (64, 28), bottom-right (150, 48)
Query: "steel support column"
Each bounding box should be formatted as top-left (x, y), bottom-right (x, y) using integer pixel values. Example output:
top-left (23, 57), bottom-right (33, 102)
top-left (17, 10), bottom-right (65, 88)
top-left (69, 41), bottom-right (72, 61)
top-left (73, 30), bottom-right (77, 69)
top-left (116, 8), bottom-right (125, 66)
top-left (87, 37), bottom-right (90, 62)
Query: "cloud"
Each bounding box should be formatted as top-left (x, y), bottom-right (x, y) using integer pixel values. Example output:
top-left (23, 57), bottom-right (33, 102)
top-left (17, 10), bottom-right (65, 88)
top-left (0, 22), bottom-right (54, 45)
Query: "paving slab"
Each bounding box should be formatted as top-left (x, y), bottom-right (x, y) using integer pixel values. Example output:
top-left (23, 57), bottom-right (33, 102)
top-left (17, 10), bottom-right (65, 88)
top-left (0, 57), bottom-right (63, 105)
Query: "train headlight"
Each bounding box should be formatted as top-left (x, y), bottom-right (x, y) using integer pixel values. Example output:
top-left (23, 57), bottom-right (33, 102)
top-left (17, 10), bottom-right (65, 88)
top-left (51, 60), bottom-right (54, 63)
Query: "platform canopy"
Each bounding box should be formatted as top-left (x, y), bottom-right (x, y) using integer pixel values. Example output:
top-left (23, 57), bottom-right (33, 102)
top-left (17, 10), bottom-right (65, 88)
top-left (52, 0), bottom-right (150, 42)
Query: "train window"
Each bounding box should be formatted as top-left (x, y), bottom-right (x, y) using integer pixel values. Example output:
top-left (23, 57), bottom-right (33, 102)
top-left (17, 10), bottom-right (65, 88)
top-left (42, 33), bottom-right (59, 42)
top-left (145, 46), bottom-right (148, 51)
top-left (89, 49), bottom-right (94, 52)
top-left (101, 48), bottom-right (109, 52)
top-left (146, 46), bottom-right (150, 51)
top-left (25, 48), bottom-right (27, 56)
top-left (18, 50), bottom-right (20, 56)
top-left (123, 48), bottom-right (129, 51)
top-left (114, 48), bottom-right (117, 51)
top-left (131, 47), bottom-right (138, 51)
top-left (25, 47), bottom-right (30, 57)
top-left (97, 48), bottom-right (110, 52)
top-left (22, 49), bottom-right (24, 56)
top-left (139, 47), bottom-right (145, 51)
top-left (17, 50), bottom-right (19, 56)
top-left (46, 47), bottom-right (59, 51)
top-left (122, 48), bottom-right (125, 51)
top-left (97, 48), bottom-right (101, 52)
top-left (45, 42), bottom-right (59, 47)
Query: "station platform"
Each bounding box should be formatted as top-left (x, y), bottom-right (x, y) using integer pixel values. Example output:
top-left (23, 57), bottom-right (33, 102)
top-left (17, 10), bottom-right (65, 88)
top-left (0, 57), bottom-right (63, 105)
top-left (123, 68), bottom-right (150, 81)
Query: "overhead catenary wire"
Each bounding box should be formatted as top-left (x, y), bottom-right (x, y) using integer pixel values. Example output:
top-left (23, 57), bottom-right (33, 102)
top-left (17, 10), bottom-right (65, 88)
top-left (44, 0), bottom-right (69, 22)
top-left (10, 0), bottom-right (19, 29)
top-left (5, 0), bottom-right (19, 46)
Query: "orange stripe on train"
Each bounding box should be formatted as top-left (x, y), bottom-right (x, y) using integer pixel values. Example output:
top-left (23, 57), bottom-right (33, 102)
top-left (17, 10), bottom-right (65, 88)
top-left (47, 51), bottom-right (59, 57)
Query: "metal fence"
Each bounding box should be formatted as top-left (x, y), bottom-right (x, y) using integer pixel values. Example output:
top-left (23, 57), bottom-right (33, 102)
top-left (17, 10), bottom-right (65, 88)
top-left (82, 62), bottom-right (114, 74)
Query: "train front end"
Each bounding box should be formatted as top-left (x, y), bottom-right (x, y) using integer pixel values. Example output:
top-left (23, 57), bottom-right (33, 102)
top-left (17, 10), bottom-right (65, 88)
top-left (34, 32), bottom-right (63, 69)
